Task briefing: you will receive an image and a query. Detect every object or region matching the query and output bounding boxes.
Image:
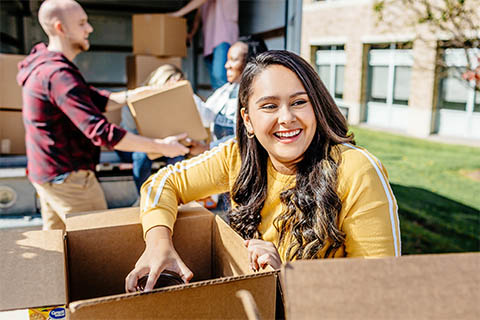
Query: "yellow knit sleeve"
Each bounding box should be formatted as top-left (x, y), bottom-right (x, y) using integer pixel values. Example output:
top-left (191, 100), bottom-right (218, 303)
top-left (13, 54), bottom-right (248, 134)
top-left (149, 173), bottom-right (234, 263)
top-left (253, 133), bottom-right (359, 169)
top-left (338, 144), bottom-right (401, 257)
top-left (139, 139), bottom-right (236, 237)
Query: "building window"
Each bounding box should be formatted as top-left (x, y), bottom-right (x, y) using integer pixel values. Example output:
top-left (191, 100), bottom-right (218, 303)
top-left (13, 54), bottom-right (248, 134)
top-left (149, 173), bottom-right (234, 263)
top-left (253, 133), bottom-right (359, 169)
top-left (315, 45), bottom-right (345, 100)
top-left (370, 66), bottom-right (388, 103)
top-left (439, 68), bottom-right (469, 111)
top-left (439, 48), bottom-right (479, 113)
top-left (367, 43), bottom-right (413, 106)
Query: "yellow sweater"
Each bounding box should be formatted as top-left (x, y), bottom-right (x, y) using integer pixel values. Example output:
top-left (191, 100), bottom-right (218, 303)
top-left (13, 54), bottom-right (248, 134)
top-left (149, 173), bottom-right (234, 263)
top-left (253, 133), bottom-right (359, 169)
top-left (140, 139), bottom-right (401, 259)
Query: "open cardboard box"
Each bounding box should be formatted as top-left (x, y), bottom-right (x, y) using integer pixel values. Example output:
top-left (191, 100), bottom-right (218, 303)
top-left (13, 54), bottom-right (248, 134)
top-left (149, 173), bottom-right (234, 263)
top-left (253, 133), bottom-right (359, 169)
top-left (280, 253), bottom-right (480, 319)
top-left (127, 80), bottom-right (207, 160)
top-left (0, 204), bottom-right (277, 319)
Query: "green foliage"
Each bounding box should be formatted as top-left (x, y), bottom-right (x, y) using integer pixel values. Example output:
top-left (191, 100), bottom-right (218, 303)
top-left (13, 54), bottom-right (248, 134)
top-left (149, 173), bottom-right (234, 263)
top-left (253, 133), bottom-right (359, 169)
top-left (351, 126), bottom-right (480, 255)
top-left (373, 0), bottom-right (385, 13)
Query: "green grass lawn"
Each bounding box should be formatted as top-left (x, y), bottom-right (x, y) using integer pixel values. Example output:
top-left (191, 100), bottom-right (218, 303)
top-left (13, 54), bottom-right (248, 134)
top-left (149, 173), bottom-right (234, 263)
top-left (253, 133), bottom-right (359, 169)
top-left (350, 126), bottom-right (480, 255)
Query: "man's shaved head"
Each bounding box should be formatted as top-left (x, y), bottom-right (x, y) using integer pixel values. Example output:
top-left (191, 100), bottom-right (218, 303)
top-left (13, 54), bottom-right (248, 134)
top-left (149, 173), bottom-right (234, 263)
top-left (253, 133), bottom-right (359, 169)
top-left (38, 0), bottom-right (83, 35)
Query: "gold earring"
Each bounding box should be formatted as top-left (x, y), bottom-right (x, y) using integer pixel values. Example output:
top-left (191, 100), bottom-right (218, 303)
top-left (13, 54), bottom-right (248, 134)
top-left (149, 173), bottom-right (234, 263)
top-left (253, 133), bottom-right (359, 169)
top-left (246, 131), bottom-right (255, 139)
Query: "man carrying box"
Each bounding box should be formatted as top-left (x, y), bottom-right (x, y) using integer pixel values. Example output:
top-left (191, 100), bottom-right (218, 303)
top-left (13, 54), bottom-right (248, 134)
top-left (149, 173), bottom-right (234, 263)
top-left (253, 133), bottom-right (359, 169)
top-left (16, 0), bottom-right (191, 230)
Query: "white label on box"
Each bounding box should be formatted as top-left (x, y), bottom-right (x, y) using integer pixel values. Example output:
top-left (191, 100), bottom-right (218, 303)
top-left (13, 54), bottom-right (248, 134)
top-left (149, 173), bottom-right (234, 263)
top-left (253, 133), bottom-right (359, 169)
top-left (1, 139), bottom-right (11, 154)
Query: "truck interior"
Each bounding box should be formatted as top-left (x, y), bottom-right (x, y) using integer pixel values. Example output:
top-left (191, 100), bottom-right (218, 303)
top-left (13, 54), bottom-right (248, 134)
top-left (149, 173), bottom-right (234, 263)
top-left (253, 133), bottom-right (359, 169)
top-left (0, 0), bottom-right (302, 215)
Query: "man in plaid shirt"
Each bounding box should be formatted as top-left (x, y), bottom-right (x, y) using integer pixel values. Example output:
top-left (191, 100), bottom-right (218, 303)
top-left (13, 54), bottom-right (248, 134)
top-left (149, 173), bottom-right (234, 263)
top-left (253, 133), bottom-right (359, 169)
top-left (17, 0), bottom-right (191, 230)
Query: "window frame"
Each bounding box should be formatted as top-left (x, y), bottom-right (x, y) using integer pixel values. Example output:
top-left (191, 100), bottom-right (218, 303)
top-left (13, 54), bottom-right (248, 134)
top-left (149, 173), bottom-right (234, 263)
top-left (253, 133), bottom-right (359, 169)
top-left (438, 48), bottom-right (480, 114)
top-left (367, 43), bottom-right (414, 107)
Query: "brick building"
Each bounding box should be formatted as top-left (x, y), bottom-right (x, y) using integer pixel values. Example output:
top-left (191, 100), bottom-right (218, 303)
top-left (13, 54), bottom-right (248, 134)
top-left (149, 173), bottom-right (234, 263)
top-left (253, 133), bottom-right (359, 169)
top-left (301, 0), bottom-right (479, 140)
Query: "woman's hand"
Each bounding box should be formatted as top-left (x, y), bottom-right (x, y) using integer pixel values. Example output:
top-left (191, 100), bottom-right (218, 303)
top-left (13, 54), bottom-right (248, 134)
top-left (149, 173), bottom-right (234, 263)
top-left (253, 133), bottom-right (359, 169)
top-left (125, 226), bottom-right (193, 292)
top-left (244, 239), bottom-right (282, 271)
top-left (188, 139), bottom-right (209, 156)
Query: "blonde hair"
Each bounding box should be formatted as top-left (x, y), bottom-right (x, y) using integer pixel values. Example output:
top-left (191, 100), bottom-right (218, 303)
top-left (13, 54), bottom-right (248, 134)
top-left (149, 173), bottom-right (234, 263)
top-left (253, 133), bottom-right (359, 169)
top-left (143, 64), bottom-right (184, 88)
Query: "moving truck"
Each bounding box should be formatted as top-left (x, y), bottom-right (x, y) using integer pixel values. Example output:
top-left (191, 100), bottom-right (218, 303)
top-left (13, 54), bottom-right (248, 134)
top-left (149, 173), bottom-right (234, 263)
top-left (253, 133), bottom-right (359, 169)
top-left (0, 0), bottom-right (302, 217)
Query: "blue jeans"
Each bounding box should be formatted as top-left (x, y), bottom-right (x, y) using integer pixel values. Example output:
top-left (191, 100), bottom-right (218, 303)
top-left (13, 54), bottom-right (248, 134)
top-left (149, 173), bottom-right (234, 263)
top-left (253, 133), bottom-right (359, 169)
top-left (116, 151), bottom-right (152, 194)
top-left (204, 42), bottom-right (230, 90)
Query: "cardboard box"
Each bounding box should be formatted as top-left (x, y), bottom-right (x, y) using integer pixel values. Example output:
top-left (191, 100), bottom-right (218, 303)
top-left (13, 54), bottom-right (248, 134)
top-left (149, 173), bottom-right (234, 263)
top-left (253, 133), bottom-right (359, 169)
top-left (0, 54), bottom-right (24, 109)
top-left (0, 205), bottom-right (277, 319)
top-left (126, 55), bottom-right (182, 89)
top-left (127, 80), bottom-right (207, 159)
top-left (0, 110), bottom-right (26, 154)
top-left (132, 14), bottom-right (187, 57)
top-left (104, 108), bottom-right (122, 126)
top-left (280, 253), bottom-right (480, 319)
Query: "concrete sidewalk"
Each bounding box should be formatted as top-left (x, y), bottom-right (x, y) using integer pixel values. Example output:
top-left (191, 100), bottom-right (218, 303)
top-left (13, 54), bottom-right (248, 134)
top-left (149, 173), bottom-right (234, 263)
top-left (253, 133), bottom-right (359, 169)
top-left (357, 124), bottom-right (480, 148)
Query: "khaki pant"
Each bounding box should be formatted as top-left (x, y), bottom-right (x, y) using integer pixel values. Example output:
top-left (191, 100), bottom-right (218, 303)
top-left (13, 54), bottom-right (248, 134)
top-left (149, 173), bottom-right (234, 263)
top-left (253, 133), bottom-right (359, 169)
top-left (33, 170), bottom-right (107, 230)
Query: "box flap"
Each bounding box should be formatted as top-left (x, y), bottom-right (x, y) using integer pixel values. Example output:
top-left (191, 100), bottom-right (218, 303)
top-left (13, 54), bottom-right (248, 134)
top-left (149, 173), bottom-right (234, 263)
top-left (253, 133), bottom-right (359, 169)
top-left (66, 203), bottom-right (209, 231)
top-left (0, 230), bottom-right (67, 311)
top-left (127, 80), bottom-right (207, 152)
top-left (213, 215), bottom-right (255, 277)
top-left (281, 253), bottom-right (480, 319)
top-left (69, 273), bottom-right (276, 319)
top-left (66, 207), bottom-right (140, 231)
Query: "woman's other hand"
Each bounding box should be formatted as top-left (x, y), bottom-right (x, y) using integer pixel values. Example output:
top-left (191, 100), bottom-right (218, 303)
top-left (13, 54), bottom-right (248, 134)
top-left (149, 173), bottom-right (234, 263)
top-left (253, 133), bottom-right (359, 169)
top-left (188, 139), bottom-right (209, 156)
top-left (125, 226), bottom-right (193, 292)
top-left (244, 239), bottom-right (282, 271)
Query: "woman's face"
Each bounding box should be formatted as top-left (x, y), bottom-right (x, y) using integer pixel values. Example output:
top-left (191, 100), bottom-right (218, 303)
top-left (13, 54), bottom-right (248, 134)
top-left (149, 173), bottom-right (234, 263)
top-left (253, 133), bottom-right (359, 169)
top-left (241, 65), bottom-right (317, 175)
top-left (225, 43), bottom-right (247, 83)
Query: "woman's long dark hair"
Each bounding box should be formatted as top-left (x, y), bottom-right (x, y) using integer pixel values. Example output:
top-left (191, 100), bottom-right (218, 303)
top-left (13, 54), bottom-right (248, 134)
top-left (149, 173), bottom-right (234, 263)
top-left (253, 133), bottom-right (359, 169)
top-left (229, 50), bottom-right (355, 259)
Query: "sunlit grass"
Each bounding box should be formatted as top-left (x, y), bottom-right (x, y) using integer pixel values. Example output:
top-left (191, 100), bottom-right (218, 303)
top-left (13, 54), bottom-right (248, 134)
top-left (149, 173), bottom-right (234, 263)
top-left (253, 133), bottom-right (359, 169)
top-left (350, 126), bottom-right (480, 254)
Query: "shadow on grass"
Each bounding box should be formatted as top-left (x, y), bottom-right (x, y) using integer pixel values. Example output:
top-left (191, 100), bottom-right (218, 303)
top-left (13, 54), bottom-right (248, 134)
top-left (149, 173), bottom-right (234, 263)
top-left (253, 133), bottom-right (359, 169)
top-left (391, 184), bottom-right (480, 255)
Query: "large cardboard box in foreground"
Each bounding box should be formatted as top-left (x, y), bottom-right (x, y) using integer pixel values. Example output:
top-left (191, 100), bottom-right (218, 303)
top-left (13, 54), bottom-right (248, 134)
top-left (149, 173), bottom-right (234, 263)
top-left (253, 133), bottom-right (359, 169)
top-left (0, 53), bottom-right (25, 109)
top-left (280, 253), bottom-right (480, 319)
top-left (126, 55), bottom-right (182, 89)
top-left (132, 14), bottom-right (187, 57)
top-left (0, 205), bottom-right (277, 319)
top-left (128, 80), bottom-right (207, 159)
top-left (0, 109), bottom-right (26, 154)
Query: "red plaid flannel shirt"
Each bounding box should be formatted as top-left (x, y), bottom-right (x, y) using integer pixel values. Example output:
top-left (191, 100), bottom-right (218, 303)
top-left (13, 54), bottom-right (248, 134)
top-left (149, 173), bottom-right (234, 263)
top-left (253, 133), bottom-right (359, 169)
top-left (17, 43), bottom-right (126, 184)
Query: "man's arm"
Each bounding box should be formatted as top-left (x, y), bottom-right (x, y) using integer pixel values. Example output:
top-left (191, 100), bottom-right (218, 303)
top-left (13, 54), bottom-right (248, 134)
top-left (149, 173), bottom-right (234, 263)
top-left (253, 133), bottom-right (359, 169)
top-left (187, 9), bottom-right (202, 44)
top-left (170, 0), bottom-right (208, 17)
top-left (50, 70), bottom-right (188, 157)
top-left (114, 132), bottom-right (190, 157)
top-left (105, 86), bottom-right (156, 112)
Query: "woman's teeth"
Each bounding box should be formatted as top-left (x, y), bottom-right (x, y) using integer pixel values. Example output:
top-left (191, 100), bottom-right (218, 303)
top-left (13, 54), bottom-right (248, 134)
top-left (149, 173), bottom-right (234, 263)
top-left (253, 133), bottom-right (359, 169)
top-left (275, 129), bottom-right (301, 138)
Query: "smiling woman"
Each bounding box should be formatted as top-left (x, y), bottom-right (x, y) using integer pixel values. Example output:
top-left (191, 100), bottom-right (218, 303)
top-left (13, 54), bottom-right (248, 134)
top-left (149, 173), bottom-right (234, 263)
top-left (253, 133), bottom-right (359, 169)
top-left (125, 50), bottom-right (401, 293)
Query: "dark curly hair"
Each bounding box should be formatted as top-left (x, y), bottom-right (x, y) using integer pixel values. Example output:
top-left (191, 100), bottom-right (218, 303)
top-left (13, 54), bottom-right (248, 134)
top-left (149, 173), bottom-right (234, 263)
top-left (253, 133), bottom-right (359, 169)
top-left (228, 50), bottom-right (355, 259)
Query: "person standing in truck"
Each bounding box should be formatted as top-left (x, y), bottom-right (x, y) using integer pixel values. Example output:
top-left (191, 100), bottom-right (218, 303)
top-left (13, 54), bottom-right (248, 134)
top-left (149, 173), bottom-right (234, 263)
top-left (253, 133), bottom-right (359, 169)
top-left (16, 0), bottom-right (191, 230)
top-left (170, 0), bottom-right (239, 90)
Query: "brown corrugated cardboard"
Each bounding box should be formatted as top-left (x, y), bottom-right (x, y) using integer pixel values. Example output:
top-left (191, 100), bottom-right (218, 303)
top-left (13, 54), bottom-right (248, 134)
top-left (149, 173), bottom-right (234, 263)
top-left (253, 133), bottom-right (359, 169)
top-left (126, 55), bottom-right (182, 89)
top-left (0, 53), bottom-right (24, 109)
top-left (0, 230), bottom-right (67, 310)
top-left (281, 253), bottom-right (480, 320)
top-left (1, 205), bottom-right (277, 319)
top-left (104, 108), bottom-right (122, 126)
top-left (0, 109), bottom-right (26, 154)
top-left (132, 14), bottom-right (187, 57)
top-left (127, 80), bottom-right (207, 159)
